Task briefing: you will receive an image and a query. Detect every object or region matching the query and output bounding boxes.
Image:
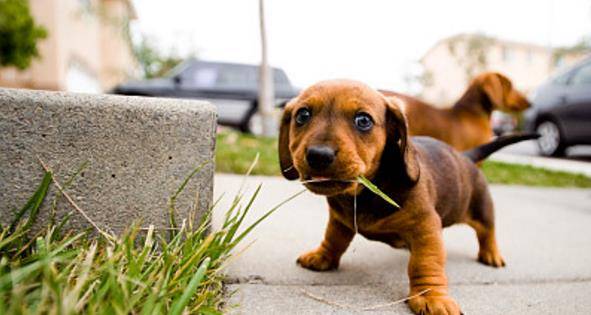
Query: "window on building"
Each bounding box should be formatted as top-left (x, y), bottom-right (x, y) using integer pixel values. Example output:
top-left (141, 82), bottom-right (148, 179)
top-left (66, 62), bottom-right (101, 93)
top-left (438, 90), bottom-right (447, 103)
top-left (526, 49), bottom-right (533, 64)
top-left (79, 0), bottom-right (91, 8)
top-left (502, 46), bottom-right (515, 63)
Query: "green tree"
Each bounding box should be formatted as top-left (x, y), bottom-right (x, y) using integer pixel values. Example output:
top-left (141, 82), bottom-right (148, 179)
top-left (448, 34), bottom-right (493, 82)
top-left (0, 0), bottom-right (47, 70)
top-left (133, 36), bottom-right (185, 79)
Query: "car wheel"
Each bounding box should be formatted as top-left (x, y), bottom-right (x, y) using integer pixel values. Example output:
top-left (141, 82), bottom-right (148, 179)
top-left (238, 122), bottom-right (250, 133)
top-left (536, 119), bottom-right (566, 157)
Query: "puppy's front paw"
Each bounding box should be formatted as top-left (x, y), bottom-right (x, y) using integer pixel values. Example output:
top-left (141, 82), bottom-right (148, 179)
top-left (296, 249), bottom-right (338, 271)
top-left (478, 249), bottom-right (506, 268)
top-left (407, 294), bottom-right (461, 315)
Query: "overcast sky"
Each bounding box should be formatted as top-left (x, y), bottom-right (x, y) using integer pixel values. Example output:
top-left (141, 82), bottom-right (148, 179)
top-left (131, 0), bottom-right (591, 91)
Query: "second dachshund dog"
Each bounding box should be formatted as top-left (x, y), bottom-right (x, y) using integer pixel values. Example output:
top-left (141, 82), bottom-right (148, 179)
top-left (380, 72), bottom-right (530, 151)
top-left (279, 79), bottom-right (535, 315)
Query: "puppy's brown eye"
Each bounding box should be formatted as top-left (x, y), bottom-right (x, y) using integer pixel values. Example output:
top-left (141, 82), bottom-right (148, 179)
top-left (354, 113), bottom-right (373, 131)
top-left (295, 108), bottom-right (311, 125)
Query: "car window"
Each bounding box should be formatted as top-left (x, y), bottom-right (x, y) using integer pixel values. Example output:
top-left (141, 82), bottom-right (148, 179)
top-left (184, 66), bottom-right (219, 88)
top-left (570, 63), bottom-right (591, 85)
top-left (273, 69), bottom-right (292, 89)
top-left (552, 71), bottom-right (571, 85)
top-left (185, 64), bottom-right (256, 89)
top-left (183, 62), bottom-right (292, 91)
top-left (192, 68), bottom-right (218, 88)
top-left (216, 65), bottom-right (257, 89)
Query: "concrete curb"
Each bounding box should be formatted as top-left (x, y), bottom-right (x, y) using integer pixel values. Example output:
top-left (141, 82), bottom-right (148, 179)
top-left (0, 88), bottom-right (217, 234)
top-left (490, 152), bottom-right (591, 177)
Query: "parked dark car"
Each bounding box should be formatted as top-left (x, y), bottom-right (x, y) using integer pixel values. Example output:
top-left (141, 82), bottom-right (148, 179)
top-left (524, 56), bottom-right (591, 156)
top-left (113, 59), bottom-right (298, 133)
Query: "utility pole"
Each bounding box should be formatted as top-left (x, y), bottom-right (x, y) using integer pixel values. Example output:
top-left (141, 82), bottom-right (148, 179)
top-left (258, 0), bottom-right (275, 136)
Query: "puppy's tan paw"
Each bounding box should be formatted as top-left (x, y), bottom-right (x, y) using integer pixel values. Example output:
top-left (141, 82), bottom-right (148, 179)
top-left (478, 249), bottom-right (506, 268)
top-left (407, 295), bottom-right (462, 315)
top-left (296, 249), bottom-right (338, 271)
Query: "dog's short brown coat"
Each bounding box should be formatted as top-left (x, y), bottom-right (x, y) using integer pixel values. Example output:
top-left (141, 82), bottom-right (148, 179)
top-left (380, 72), bottom-right (530, 151)
top-left (279, 80), bottom-right (505, 315)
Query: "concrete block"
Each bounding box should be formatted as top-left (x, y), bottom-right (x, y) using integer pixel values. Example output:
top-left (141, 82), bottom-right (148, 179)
top-left (0, 88), bottom-right (217, 235)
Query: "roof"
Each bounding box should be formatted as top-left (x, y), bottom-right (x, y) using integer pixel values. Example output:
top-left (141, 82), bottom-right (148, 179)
top-left (419, 33), bottom-right (553, 64)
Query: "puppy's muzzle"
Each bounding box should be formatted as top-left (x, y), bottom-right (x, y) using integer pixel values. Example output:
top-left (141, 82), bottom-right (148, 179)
top-left (306, 145), bottom-right (336, 170)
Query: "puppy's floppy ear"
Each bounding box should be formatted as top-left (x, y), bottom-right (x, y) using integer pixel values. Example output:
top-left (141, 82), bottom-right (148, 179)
top-left (383, 97), bottom-right (420, 184)
top-left (278, 102), bottom-right (299, 180)
top-left (480, 73), bottom-right (509, 110)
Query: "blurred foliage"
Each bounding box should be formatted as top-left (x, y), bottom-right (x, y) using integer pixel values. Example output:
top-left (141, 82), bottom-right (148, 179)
top-left (448, 34), bottom-right (494, 82)
top-left (404, 69), bottom-right (434, 97)
top-left (133, 35), bottom-right (185, 79)
top-left (0, 0), bottom-right (47, 70)
top-left (553, 36), bottom-right (591, 65)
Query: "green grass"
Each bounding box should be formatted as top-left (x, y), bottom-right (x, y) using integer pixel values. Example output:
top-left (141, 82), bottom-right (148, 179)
top-left (0, 163), bottom-right (301, 314)
top-left (482, 160), bottom-right (591, 188)
top-left (215, 129), bottom-right (591, 188)
top-left (216, 129), bottom-right (279, 176)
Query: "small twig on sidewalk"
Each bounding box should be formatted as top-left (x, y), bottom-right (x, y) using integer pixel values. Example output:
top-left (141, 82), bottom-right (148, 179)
top-left (37, 157), bottom-right (115, 242)
top-left (362, 289), bottom-right (431, 311)
top-left (300, 288), bottom-right (354, 310)
top-left (300, 288), bottom-right (431, 311)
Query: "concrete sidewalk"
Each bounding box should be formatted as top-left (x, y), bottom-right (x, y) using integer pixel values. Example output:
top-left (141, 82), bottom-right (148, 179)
top-left (213, 174), bottom-right (591, 314)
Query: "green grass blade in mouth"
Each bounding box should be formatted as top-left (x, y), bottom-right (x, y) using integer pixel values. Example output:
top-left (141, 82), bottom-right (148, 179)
top-left (357, 176), bottom-right (400, 208)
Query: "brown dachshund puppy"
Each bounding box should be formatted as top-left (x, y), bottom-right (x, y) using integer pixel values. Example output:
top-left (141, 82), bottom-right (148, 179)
top-left (380, 72), bottom-right (530, 151)
top-left (279, 80), bottom-right (536, 315)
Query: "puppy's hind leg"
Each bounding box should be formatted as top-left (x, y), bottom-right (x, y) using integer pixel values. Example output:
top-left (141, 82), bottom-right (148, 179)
top-left (466, 188), bottom-right (506, 268)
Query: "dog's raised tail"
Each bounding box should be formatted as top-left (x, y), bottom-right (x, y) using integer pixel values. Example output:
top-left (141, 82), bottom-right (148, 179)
top-left (463, 133), bottom-right (540, 163)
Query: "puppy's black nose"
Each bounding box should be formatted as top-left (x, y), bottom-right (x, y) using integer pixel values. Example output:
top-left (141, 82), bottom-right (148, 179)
top-left (306, 145), bottom-right (336, 170)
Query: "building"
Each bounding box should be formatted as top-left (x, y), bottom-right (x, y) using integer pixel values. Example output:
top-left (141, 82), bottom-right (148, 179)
top-left (419, 33), bottom-right (588, 107)
top-left (0, 0), bottom-right (137, 93)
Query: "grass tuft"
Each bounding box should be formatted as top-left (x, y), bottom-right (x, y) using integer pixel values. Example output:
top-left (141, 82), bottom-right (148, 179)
top-left (0, 161), bottom-right (299, 314)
